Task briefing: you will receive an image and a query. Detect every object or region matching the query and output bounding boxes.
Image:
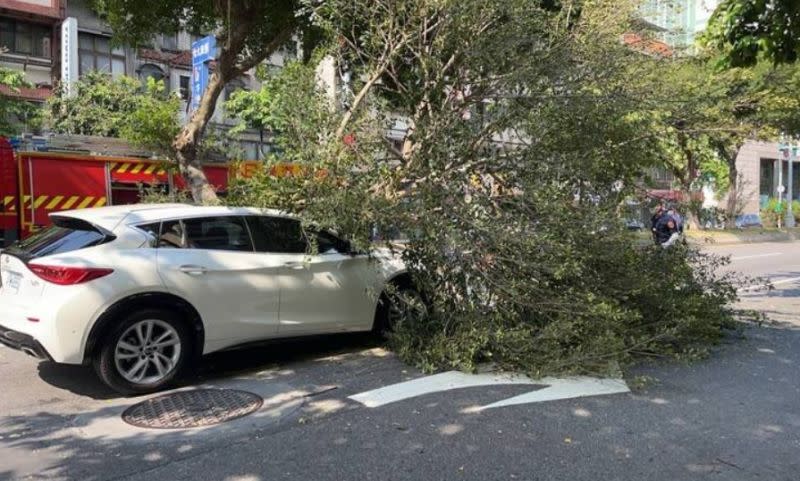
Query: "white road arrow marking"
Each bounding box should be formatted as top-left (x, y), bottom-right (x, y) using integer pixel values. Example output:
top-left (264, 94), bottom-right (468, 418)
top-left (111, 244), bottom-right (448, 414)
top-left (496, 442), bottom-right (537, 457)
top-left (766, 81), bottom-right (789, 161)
top-left (472, 376), bottom-right (629, 411)
top-left (348, 371), bottom-right (629, 409)
top-left (738, 275), bottom-right (800, 292)
top-left (730, 253), bottom-right (782, 261)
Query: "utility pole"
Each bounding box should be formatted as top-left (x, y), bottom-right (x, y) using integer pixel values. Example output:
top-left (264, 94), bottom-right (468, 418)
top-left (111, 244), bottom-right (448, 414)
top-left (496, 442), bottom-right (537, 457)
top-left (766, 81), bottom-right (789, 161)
top-left (780, 138), bottom-right (796, 228)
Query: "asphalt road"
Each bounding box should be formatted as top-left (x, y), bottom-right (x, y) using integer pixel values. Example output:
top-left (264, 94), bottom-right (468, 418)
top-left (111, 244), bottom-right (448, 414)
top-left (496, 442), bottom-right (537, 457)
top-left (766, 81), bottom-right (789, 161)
top-left (704, 240), bottom-right (800, 325)
top-left (1, 241), bottom-right (799, 481)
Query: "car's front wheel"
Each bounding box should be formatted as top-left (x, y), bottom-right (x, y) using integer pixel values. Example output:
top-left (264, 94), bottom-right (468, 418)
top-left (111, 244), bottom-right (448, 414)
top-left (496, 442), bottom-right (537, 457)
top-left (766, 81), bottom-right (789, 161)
top-left (93, 308), bottom-right (192, 395)
top-left (374, 283), bottom-right (428, 336)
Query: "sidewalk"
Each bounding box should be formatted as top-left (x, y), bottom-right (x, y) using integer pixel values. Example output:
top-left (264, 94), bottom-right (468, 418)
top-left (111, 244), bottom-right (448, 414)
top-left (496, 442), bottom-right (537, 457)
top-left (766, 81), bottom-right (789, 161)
top-left (684, 228), bottom-right (800, 245)
top-left (634, 228), bottom-right (800, 245)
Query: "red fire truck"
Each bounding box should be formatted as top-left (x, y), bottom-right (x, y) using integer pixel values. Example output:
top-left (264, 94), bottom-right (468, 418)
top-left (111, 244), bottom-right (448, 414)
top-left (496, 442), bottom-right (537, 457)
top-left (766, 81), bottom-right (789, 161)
top-left (0, 137), bottom-right (261, 246)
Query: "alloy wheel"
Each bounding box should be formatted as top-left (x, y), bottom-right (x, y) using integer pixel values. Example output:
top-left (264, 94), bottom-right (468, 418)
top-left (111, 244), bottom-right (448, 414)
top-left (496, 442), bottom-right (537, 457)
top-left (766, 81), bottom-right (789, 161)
top-left (114, 319), bottom-right (182, 385)
top-left (387, 288), bottom-right (428, 328)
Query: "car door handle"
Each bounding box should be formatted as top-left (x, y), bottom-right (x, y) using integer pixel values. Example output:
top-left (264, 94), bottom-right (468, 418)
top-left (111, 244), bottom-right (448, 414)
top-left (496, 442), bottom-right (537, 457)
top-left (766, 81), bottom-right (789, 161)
top-left (179, 265), bottom-right (207, 275)
top-left (283, 261), bottom-right (306, 270)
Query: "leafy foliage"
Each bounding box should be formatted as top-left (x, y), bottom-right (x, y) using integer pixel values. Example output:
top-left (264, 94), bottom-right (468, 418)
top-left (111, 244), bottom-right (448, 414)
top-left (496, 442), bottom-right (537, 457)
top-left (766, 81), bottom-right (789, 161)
top-left (702, 0), bottom-right (800, 67)
top-left (625, 56), bottom-right (800, 227)
top-left (759, 198), bottom-right (800, 227)
top-left (0, 66), bottom-right (42, 136)
top-left (227, 0), bottom-right (752, 376)
top-left (47, 72), bottom-right (181, 155)
top-left (91, 0), bottom-right (316, 203)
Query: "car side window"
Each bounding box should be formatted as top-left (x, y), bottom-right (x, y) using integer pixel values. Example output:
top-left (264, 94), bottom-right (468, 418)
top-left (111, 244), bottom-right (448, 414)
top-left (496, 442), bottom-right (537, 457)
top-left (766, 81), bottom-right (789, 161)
top-left (158, 220), bottom-right (186, 248)
top-left (311, 230), bottom-right (349, 254)
top-left (137, 222), bottom-right (161, 247)
top-left (183, 216), bottom-right (254, 252)
top-left (246, 216), bottom-right (307, 254)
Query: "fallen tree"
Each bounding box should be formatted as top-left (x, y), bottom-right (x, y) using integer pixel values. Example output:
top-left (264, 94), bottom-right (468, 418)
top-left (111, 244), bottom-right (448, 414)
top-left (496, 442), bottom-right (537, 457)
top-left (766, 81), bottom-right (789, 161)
top-left (227, 0), bottom-right (755, 376)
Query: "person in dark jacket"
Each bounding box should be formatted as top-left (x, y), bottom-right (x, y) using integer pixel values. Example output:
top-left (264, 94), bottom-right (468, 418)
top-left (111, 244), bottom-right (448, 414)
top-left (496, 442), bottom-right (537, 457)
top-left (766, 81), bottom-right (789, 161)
top-left (667, 206), bottom-right (684, 233)
top-left (655, 218), bottom-right (680, 247)
top-left (651, 203), bottom-right (666, 244)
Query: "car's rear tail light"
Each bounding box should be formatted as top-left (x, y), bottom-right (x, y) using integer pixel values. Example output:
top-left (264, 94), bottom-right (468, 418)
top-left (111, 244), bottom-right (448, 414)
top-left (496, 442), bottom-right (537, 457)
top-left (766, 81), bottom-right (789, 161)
top-left (28, 264), bottom-right (114, 285)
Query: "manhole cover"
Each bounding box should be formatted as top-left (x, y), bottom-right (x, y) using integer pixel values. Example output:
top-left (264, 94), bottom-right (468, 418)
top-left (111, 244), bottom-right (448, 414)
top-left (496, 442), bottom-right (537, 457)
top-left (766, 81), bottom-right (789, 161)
top-left (122, 389), bottom-right (263, 429)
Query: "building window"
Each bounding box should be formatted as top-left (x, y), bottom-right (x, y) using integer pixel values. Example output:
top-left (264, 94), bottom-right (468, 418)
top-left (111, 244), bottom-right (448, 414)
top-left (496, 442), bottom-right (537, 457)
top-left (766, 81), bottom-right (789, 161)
top-left (179, 75), bottom-right (190, 101)
top-left (0, 19), bottom-right (51, 58)
top-left (78, 33), bottom-right (126, 77)
top-left (138, 63), bottom-right (165, 84)
top-left (161, 33), bottom-right (179, 51)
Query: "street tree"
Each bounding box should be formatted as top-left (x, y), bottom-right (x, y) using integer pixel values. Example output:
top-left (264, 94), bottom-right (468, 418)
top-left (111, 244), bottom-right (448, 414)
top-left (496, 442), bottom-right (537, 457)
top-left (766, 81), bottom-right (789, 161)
top-left (0, 65), bottom-right (41, 136)
top-left (702, 0), bottom-right (800, 67)
top-left (627, 54), bottom-right (800, 228)
top-left (228, 0), bottom-right (746, 376)
top-left (47, 71), bottom-right (181, 156)
top-left (91, 0), bottom-right (312, 203)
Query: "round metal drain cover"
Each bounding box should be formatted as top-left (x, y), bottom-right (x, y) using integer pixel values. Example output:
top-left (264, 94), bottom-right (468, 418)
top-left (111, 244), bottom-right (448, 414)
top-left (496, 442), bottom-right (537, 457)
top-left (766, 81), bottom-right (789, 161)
top-left (122, 389), bottom-right (263, 429)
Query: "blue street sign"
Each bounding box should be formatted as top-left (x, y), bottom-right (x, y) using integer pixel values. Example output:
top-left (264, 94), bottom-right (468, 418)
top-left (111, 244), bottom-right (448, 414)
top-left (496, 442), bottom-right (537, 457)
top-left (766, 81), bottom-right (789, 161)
top-left (192, 36), bottom-right (216, 65)
top-left (191, 36), bottom-right (216, 112)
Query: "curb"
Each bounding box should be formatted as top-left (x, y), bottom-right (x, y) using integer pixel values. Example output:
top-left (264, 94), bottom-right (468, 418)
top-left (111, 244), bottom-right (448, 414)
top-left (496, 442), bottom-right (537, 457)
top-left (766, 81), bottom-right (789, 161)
top-left (685, 231), bottom-right (800, 245)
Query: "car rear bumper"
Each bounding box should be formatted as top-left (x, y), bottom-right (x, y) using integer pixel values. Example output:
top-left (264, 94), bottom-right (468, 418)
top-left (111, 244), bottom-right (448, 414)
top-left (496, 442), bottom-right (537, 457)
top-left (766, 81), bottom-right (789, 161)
top-left (0, 324), bottom-right (52, 360)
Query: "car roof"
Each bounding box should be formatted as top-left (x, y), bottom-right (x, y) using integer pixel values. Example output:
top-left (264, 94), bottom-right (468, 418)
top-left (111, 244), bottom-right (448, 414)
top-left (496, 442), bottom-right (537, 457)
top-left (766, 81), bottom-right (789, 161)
top-left (52, 204), bottom-right (291, 231)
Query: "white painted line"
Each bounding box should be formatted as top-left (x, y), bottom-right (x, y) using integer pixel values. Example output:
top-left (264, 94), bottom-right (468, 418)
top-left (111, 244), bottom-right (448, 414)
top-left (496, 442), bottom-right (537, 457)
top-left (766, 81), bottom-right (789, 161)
top-left (475, 377), bottom-right (630, 411)
top-left (732, 252), bottom-right (783, 260)
top-left (738, 276), bottom-right (800, 292)
top-left (348, 371), bottom-right (629, 409)
top-left (349, 371), bottom-right (534, 408)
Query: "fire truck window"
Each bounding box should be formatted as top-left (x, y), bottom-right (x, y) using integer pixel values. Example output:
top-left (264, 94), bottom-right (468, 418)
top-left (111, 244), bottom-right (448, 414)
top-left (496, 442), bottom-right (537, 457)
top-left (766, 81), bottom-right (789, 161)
top-left (158, 220), bottom-right (185, 248)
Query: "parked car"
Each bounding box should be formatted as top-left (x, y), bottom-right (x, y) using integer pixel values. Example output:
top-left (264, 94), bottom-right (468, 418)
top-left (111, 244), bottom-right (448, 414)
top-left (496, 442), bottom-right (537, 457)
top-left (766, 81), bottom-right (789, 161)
top-left (0, 205), bottom-right (422, 394)
top-left (735, 214), bottom-right (763, 229)
top-left (624, 219), bottom-right (645, 230)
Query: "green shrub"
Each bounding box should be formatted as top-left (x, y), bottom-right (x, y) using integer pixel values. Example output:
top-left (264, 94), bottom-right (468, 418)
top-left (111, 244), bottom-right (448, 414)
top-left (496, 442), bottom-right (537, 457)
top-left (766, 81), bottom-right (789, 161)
top-left (759, 198), bottom-right (800, 227)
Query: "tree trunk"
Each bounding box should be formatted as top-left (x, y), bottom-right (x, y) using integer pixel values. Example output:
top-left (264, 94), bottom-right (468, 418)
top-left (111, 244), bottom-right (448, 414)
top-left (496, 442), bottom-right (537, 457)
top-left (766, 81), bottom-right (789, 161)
top-left (686, 204), bottom-right (702, 231)
top-left (172, 68), bottom-right (229, 204)
top-left (725, 162), bottom-right (739, 229)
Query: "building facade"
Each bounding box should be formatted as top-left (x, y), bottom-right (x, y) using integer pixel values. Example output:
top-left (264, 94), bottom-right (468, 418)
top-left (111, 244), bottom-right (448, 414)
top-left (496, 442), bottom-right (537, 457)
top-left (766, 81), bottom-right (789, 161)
top-left (732, 141), bottom-right (799, 217)
top-left (640, 0), bottom-right (720, 48)
top-left (0, 0), bottom-right (63, 127)
top-left (0, 0), bottom-right (300, 160)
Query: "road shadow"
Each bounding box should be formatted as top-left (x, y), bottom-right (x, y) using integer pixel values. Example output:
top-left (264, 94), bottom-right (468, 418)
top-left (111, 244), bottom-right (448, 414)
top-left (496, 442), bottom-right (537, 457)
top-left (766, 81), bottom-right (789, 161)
top-left (34, 331), bottom-right (383, 400)
top-left (3, 326), bottom-right (799, 481)
top-left (36, 362), bottom-right (118, 400)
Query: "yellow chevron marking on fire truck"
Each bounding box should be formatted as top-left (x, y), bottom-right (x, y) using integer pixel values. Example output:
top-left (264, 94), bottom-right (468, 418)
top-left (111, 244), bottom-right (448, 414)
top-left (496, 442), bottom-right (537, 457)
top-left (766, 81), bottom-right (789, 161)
top-left (45, 196), bottom-right (64, 210)
top-left (117, 163), bottom-right (131, 173)
top-left (3, 196), bottom-right (13, 207)
top-left (61, 196), bottom-right (80, 210)
top-left (157, 169), bottom-right (166, 175)
top-left (130, 164), bottom-right (145, 174)
top-left (109, 162), bottom-right (118, 171)
top-left (144, 164), bottom-right (157, 175)
top-left (33, 196), bottom-right (48, 208)
top-left (77, 197), bottom-right (95, 209)
top-left (22, 195), bottom-right (31, 208)
top-left (95, 197), bottom-right (107, 207)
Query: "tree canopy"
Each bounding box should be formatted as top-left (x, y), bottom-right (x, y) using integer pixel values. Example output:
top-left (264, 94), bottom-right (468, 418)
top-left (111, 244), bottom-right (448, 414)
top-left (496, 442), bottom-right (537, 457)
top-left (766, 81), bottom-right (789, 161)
top-left (0, 66), bottom-right (41, 137)
top-left (47, 71), bottom-right (181, 155)
top-left (226, 0), bottom-right (749, 376)
top-left (702, 0), bottom-right (800, 67)
top-left (91, 0), bottom-right (313, 203)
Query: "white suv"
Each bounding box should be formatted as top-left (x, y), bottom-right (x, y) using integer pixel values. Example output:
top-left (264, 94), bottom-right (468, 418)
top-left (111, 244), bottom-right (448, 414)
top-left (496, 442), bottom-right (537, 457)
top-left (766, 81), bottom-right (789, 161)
top-left (0, 205), bottom-right (420, 394)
